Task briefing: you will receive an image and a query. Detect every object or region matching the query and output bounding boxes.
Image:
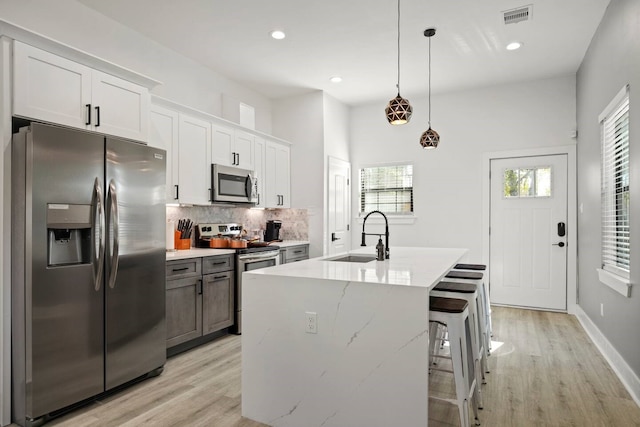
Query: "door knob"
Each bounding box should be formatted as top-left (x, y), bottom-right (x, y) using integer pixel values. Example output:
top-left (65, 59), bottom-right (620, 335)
top-left (552, 242), bottom-right (565, 247)
top-left (331, 232), bottom-right (341, 242)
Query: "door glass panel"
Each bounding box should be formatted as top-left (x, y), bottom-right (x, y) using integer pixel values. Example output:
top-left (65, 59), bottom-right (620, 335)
top-left (504, 166), bottom-right (552, 198)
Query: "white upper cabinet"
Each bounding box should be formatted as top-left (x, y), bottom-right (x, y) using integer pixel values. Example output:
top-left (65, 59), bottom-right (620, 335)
top-left (211, 123), bottom-right (234, 167)
top-left (178, 114), bottom-right (212, 205)
top-left (14, 41), bottom-right (91, 130)
top-left (253, 137), bottom-right (266, 208)
top-left (90, 70), bottom-right (149, 142)
top-left (233, 130), bottom-right (254, 170)
top-left (265, 140), bottom-right (291, 208)
top-left (13, 41), bottom-right (149, 142)
top-left (149, 105), bottom-right (180, 203)
top-left (211, 122), bottom-right (254, 170)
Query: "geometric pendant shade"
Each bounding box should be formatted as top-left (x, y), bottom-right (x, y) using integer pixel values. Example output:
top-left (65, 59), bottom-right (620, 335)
top-left (386, 94), bottom-right (413, 125)
top-left (386, 0), bottom-right (412, 125)
top-left (419, 27), bottom-right (440, 149)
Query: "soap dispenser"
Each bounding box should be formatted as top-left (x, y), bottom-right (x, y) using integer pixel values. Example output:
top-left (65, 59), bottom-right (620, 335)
top-left (376, 237), bottom-right (385, 261)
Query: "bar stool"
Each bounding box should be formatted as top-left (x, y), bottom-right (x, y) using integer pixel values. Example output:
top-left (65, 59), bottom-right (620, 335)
top-left (446, 269), bottom-right (491, 360)
top-left (429, 296), bottom-right (480, 427)
top-left (453, 264), bottom-right (492, 341)
top-left (431, 281), bottom-right (486, 408)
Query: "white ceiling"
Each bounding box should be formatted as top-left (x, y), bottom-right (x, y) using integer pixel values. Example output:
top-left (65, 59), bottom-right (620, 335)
top-left (78, 0), bottom-right (609, 106)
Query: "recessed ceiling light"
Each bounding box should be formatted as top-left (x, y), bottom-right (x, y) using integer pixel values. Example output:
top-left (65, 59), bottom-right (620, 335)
top-left (270, 30), bottom-right (286, 40)
top-left (506, 41), bottom-right (522, 51)
top-left (329, 76), bottom-right (342, 83)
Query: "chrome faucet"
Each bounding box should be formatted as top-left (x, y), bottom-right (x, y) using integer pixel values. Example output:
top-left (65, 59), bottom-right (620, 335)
top-left (361, 210), bottom-right (390, 260)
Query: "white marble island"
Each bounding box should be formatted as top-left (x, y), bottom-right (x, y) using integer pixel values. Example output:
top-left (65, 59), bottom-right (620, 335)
top-left (241, 247), bottom-right (467, 427)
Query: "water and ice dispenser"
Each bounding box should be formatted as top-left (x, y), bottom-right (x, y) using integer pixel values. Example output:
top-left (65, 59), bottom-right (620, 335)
top-left (47, 204), bottom-right (92, 266)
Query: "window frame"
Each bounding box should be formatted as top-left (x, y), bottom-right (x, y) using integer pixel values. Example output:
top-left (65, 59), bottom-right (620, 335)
top-left (599, 85), bottom-right (630, 280)
top-left (358, 162), bottom-right (414, 217)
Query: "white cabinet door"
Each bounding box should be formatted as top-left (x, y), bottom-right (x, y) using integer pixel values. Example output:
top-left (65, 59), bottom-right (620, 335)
top-left (13, 40), bottom-right (92, 129)
top-left (91, 70), bottom-right (149, 142)
top-left (275, 143), bottom-right (291, 208)
top-left (178, 114), bottom-right (212, 205)
top-left (253, 137), bottom-right (265, 208)
top-left (211, 123), bottom-right (234, 167)
top-left (234, 130), bottom-right (254, 170)
top-left (149, 105), bottom-right (180, 203)
top-left (265, 141), bottom-right (291, 208)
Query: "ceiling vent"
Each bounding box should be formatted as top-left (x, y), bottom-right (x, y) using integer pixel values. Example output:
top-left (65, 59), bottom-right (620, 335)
top-left (503, 5), bottom-right (532, 25)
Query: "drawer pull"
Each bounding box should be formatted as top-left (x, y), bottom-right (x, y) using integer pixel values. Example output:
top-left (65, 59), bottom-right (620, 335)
top-left (214, 275), bottom-right (228, 280)
top-left (293, 250), bottom-right (303, 254)
top-left (171, 267), bottom-right (189, 272)
top-left (212, 261), bottom-right (227, 265)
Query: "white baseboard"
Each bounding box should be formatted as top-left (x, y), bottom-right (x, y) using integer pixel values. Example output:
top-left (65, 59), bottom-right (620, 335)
top-left (574, 305), bottom-right (640, 407)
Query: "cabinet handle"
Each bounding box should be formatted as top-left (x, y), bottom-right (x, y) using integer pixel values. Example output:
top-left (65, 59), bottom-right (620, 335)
top-left (212, 261), bottom-right (227, 265)
top-left (86, 104), bottom-right (91, 125)
top-left (209, 188), bottom-right (212, 201)
top-left (257, 193), bottom-right (260, 205)
top-left (172, 267), bottom-right (189, 272)
top-left (198, 279), bottom-right (203, 295)
top-left (294, 250), bottom-right (303, 254)
top-left (95, 106), bottom-right (101, 127)
top-left (214, 275), bottom-right (227, 280)
top-left (174, 185), bottom-right (179, 200)
top-left (237, 153), bottom-right (240, 165)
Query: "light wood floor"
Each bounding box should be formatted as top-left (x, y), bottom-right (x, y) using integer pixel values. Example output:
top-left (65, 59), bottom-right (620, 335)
top-left (15, 306), bottom-right (640, 426)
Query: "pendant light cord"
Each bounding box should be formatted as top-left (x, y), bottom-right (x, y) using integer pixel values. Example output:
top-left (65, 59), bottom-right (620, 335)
top-left (396, 0), bottom-right (401, 94)
top-left (428, 35), bottom-right (431, 126)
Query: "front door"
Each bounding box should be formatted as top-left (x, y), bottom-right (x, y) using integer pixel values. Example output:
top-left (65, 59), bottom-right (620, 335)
top-left (328, 157), bottom-right (351, 255)
top-left (490, 154), bottom-right (568, 310)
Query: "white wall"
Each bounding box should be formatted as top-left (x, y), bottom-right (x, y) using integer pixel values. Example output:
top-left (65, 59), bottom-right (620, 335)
top-left (272, 91), bottom-right (325, 258)
top-left (0, 0), bottom-right (273, 132)
top-left (350, 75), bottom-right (577, 260)
top-left (576, 0), bottom-right (640, 378)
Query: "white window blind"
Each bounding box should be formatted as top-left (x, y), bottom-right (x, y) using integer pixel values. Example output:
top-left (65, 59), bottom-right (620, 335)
top-left (600, 86), bottom-right (630, 278)
top-left (360, 164), bottom-right (413, 214)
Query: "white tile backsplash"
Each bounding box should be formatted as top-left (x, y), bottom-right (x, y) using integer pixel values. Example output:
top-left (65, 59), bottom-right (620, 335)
top-left (166, 205), bottom-right (309, 243)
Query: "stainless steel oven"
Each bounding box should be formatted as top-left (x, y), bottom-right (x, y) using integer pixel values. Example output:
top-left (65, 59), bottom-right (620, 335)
top-left (235, 248), bottom-right (280, 334)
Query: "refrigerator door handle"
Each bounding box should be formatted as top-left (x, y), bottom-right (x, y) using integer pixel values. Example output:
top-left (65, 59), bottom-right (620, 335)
top-left (107, 179), bottom-right (120, 289)
top-left (91, 177), bottom-right (106, 291)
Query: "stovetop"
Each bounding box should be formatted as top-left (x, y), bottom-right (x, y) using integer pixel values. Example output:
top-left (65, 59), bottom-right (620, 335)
top-left (196, 223), bottom-right (280, 253)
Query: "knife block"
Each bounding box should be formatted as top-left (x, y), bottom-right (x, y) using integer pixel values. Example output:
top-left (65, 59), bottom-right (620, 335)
top-left (175, 231), bottom-right (191, 250)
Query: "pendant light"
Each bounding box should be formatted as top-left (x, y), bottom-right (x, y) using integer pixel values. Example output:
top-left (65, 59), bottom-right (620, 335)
top-left (385, 0), bottom-right (412, 125)
top-left (420, 28), bottom-right (440, 149)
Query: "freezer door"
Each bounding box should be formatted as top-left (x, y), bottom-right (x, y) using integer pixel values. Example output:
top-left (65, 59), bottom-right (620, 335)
top-left (105, 137), bottom-right (167, 390)
top-left (14, 123), bottom-right (105, 419)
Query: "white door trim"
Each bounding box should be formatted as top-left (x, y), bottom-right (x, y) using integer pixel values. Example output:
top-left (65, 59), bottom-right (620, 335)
top-left (326, 156), bottom-right (351, 256)
top-left (482, 145), bottom-right (577, 314)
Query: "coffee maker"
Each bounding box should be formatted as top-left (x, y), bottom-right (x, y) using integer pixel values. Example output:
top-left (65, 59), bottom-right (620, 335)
top-left (264, 220), bottom-right (282, 242)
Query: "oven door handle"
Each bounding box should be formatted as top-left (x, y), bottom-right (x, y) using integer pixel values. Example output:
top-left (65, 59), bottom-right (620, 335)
top-left (239, 252), bottom-right (280, 262)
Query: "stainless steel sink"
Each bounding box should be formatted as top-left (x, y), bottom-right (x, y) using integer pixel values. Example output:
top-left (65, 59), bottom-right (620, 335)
top-left (327, 255), bottom-right (377, 263)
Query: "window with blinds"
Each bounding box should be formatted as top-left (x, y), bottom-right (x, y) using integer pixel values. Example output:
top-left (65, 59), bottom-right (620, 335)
top-left (360, 164), bottom-right (413, 214)
top-left (600, 86), bottom-right (630, 278)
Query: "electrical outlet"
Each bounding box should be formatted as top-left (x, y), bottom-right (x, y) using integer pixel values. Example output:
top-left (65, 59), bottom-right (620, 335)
top-left (305, 312), bottom-right (317, 334)
top-left (600, 303), bottom-right (604, 317)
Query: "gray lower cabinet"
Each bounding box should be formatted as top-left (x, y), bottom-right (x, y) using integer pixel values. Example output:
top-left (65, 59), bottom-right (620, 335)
top-left (166, 258), bottom-right (203, 348)
top-left (280, 244), bottom-right (310, 264)
top-left (202, 271), bottom-right (234, 334)
top-left (166, 254), bottom-right (234, 349)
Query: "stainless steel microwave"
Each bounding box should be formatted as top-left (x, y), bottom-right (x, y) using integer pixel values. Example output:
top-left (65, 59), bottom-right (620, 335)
top-left (211, 164), bottom-right (258, 204)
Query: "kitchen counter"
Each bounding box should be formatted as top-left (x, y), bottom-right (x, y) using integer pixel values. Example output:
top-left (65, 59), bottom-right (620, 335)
top-left (241, 246), bottom-right (467, 427)
top-left (165, 248), bottom-right (236, 261)
top-left (249, 246), bottom-right (466, 286)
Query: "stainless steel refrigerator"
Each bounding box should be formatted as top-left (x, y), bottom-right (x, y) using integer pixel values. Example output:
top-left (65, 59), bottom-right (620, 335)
top-left (11, 122), bottom-right (167, 426)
